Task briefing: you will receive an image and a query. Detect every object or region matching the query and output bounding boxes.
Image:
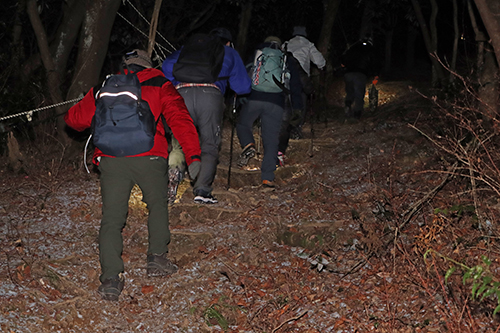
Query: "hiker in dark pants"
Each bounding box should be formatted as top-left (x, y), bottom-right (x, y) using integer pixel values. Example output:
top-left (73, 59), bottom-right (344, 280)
top-left (283, 26), bottom-right (326, 140)
top-left (341, 37), bottom-right (379, 119)
top-left (162, 28), bottom-right (251, 204)
top-left (65, 49), bottom-right (201, 301)
top-left (236, 36), bottom-right (303, 188)
top-left (277, 95), bottom-right (302, 166)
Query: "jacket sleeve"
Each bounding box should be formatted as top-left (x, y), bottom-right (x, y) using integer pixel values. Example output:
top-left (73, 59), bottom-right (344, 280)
top-left (226, 47), bottom-right (252, 95)
top-left (161, 50), bottom-right (181, 85)
top-left (160, 81), bottom-right (201, 165)
top-left (64, 89), bottom-right (96, 132)
top-left (309, 43), bottom-right (326, 70)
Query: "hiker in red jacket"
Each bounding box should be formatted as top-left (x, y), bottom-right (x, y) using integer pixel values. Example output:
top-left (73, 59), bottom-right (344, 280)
top-left (64, 49), bottom-right (201, 301)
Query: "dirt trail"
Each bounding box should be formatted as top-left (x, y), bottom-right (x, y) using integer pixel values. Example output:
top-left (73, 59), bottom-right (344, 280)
top-left (1, 80), bottom-right (498, 332)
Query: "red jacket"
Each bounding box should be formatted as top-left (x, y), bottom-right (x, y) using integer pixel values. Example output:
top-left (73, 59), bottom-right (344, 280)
top-left (65, 68), bottom-right (201, 165)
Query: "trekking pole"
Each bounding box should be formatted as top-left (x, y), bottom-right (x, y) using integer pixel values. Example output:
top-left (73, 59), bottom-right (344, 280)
top-left (227, 94), bottom-right (237, 189)
top-left (308, 91), bottom-right (315, 157)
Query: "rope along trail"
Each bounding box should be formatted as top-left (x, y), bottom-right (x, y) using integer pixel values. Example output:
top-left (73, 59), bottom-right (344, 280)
top-left (0, 98), bottom-right (82, 122)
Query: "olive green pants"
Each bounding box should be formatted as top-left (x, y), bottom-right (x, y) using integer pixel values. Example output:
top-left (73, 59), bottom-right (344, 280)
top-left (98, 156), bottom-right (170, 282)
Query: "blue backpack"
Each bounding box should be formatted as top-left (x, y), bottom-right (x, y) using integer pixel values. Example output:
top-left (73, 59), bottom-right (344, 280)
top-left (91, 70), bottom-right (163, 157)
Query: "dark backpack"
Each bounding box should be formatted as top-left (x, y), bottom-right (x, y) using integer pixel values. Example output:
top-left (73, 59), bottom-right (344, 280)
top-left (173, 33), bottom-right (225, 83)
top-left (91, 71), bottom-right (167, 157)
top-left (250, 45), bottom-right (288, 93)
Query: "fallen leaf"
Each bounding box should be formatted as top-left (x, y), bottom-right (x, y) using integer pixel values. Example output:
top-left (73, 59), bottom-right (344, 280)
top-left (141, 285), bottom-right (154, 294)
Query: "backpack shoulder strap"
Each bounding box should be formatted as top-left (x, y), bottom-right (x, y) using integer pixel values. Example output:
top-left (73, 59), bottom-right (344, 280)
top-left (141, 76), bottom-right (169, 87)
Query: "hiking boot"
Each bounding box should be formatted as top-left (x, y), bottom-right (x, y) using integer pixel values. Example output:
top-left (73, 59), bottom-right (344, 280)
top-left (168, 167), bottom-right (183, 204)
top-left (97, 273), bottom-right (124, 301)
top-left (277, 151), bottom-right (285, 168)
top-left (262, 180), bottom-right (276, 188)
top-left (194, 190), bottom-right (218, 204)
top-left (237, 143), bottom-right (256, 167)
top-left (290, 128), bottom-right (303, 140)
top-left (147, 253), bottom-right (178, 277)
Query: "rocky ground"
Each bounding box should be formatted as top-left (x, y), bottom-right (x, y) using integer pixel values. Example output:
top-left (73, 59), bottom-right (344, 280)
top-left (1, 78), bottom-right (499, 332)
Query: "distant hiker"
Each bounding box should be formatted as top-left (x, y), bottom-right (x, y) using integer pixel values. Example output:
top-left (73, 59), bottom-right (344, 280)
top-left (162, 27), bottom-right (251, 204)
top-left (64, 49), bottom-right (201, 301)
top-left (341, 37), bottom-right (379, 119)
top-left (282, 26), bottom-right (326, 140)
top-left (236, 36), bottom-right (303, 188)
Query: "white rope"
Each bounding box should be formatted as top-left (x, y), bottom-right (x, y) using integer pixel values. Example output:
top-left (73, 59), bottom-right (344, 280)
top-left (117, 2), bottom-right (177, 60)
top-left (0, 97), bottom-right (82, 122)
top-left (124, 0), bottom-right (177, 53)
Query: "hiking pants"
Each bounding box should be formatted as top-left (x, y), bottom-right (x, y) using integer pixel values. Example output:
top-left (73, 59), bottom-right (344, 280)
top-left (236, 99), bottom-right (283, 182)
top-left (298, 68), bottom-right (312, 127)
top-left (171, 86), bottom-right (224, 195)
top-left (344, 71), bottom-right (367, 118)
top-left (98, 156), bottom-right (170, 282)
top-left (278, 96), bottom-right (292, 154)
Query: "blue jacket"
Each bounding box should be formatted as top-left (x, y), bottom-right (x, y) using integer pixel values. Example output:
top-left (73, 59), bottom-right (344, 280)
top-left (162, 45), bottom-right (251, 96)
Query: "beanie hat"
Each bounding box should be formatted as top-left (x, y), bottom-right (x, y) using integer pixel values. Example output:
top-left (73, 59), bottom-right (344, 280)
top-left (264, 36), bottom-right (282, 47)
top-left (124, 49), bottom-right (152, 68)
top-left (292, 26), bottom-right (307, 37)
top-left (210, 27), bottom-right (233, 43)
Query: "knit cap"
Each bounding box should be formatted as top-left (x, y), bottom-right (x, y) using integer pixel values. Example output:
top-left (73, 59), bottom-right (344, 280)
top-left (264, 36), bottom-right (282, 47)
top-left (292, 26), bottom-right (307, 37)
top-left (124, 49), bottom-right (152, 68)
top-left (210, 27), bottom-right (233, 43)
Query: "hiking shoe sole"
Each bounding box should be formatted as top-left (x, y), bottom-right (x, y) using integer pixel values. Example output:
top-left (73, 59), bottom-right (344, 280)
top-left (237, 147), bottom-right (256, 167)
top-left (147, 255), bottom-right (178, 277)
top-left (97, 288), bottom-right (121, 301)
top-left (147, 262), bottom-right (178, 277)
top-left (194, 195), bottom-right (218, 204)
top-left (97, 274), bottom-right (124, 301)
top-left (262, 180), bottom-right (276, 188)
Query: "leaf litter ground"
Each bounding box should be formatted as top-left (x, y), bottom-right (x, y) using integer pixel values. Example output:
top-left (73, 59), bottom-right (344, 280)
top-left (1, 78), bottom-right (499, 332)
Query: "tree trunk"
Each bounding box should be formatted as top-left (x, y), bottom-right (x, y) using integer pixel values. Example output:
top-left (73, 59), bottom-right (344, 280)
top-left (22, 1), bottom-right (85, 85)
top-left (11, 0), bottom-right (26, 83)
top-left (478, 50), bottom-right (499, 121)
top-left (429, 0), bottom-right (443, 85)
top-left (148, 0), bottom-right (163, 57)
top-left (317, 0), bottom-right (340, 66)
top-left (473, 0), bottom-right (500, 68)
top-left (410, 0), bottom-right (446, 86)
top-left (66, 0), bottom-right (122, 101)
top-left (236, 1), bottom-right (253, 59)
top-left (472, 0), bottom-right (500, 119)
top-left (52, 0), bottom-right (86, 82)
top-left (315, 0), bottom-right (341, 101)
top-left (26, 0), bottom-right (68, 142)
top-left (449, 0), bottom-right (458, 84)
top-left (467, 0), bottom-right (486, 71)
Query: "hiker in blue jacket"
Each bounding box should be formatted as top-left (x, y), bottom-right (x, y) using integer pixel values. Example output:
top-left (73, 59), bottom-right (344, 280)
top-left (236, 36), bottom-right (303, 188)
top-left (162, 27), bottom-right (251, 204)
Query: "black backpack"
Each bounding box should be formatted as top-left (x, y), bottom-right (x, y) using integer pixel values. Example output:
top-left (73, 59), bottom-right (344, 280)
top-left (172, 33), bottom-right (225, 83)
top-left (91, 70), bottom-right (167, 157)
